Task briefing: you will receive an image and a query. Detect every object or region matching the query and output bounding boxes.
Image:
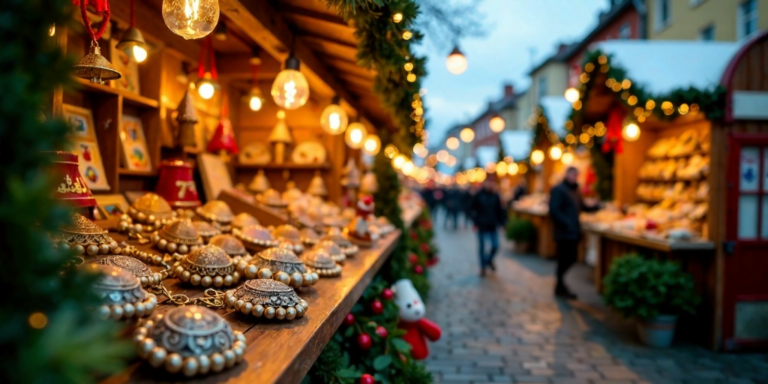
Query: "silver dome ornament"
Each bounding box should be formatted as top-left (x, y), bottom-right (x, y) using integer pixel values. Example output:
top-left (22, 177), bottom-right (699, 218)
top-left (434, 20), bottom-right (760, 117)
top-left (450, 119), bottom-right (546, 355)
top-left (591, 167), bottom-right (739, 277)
top-left (192, 220), bottom-right (222, 243)
top-left (119, 192), bottom-right (178, 238)
top-left (313, 240), bottom-right (346, 265)
top-left (85, 264), bottom-right (157, 320)
top-left (225, 279), bottom-right (308, 321)
top-left (232, 225), bottom-right (279, 253)
top-left (209, 234), bottom-right (249, 257)
top-left (150, 219), bottom-right (203, 256)
top-left (321, 229), bottom-right (358, 257)
top-left (195, 200), bottom-right (235, 232)
top-left (231, 212), bottom-right (259, 230)
top-left (235, 247), bottom-right (318, 289)
top-left (134, 306), bottom-right (246, 376)
top-left (96, 256), bottom-right (165, 288)
top-left (171, 245), bottom-right (239, 289)
top-left (272, 224), bottom-right (304, 254)
top-left (302, 248), bottom-right (342, 278)
top-left (299, 227), bottom-right (320, 247)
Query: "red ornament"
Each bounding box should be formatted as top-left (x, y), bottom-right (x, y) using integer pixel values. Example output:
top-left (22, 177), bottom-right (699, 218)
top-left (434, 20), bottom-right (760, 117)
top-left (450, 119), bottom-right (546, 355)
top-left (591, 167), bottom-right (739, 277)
top-left (344, 313), bottom-right (356, 326)
top-left (414, 265), bottom-right (424, 274)
top-left (357, 333), bottom-right (372, 350)
top-left (408, 254), bottom-right (418, 264)
top-left (47, 151), bottom-right (97, 208)
top-left (359, 373), bottom-right (375, 384)
top-left (602, 107), bottom-right (625, 154)
top-left (381, 288), bottom-right (394, 301)
top-left (420, 243), bottom-right (430, 253)
top-left (155, 159), bottom-right (201, 208)
top-left (371, 300), bottom-right (383, 314)
top-left (410, 231), bottom-right (418, 240)
top-left (375, 325), bottom-right (388, 338)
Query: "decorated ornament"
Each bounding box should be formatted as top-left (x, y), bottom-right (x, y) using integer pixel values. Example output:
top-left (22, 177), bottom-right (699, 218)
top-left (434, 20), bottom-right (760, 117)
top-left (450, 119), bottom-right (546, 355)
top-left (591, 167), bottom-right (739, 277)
top-left (171, 245), bottom-right (240, 288)
top-left (344, 313), bottom-right (355, 325)
top-left (85, 264), bottom-right (157, 320)
top-left (156, 160), bottom-right (201, 208)
top-left (196, 200), bottom-right (234, 232)
top-left (321, 229), bottom-right (358, 257)
top-left (232, 225), bottom-right (278, 253)
top-left (392, 279), bottom-right (441, 360)
top-left (357, 333), bottom-right (372, 350)
top-left (375, 216), bottom-right (395, 236)
top-left (96, 256), bottom-right (164, 288)
top-left (150, 219), bottom-right (203, 255)
top-left (345, 195), bottom-right (375, 248)
top-left (48, 151), bottom-right (97, 208)
top-left (313, 240), bottom-right (346, 265)
top-left (118, 192), bottom-right (178, 236)
top-left (206, 95), bottom-right (238, 159)
top-left (299, 227), bottom-right (320, 247)
top-left (282, 181), bottom-right (304, 203)
top-left (192, 220), bottom-right (221, 242)
top-left (259, 188), bottom-right (288, 210)
top-left (72, 0), bottom-right (121, 84)
top-left (175, 88), bottom-right (198, 147)
top-left (134, 306), bottom-right (245, 377)
top-left (359, 373), bottom-right (375, 384)
top-left (306, 171), bottom-right (328, 197)
top-left (233, 247), bottom-right (318, 289)
top-left (382, 288), bottom-right (394, 301)
top-left (272, 224), bottom-right (304, 254)
top-left (370, 299), bottom-right (383, 314)
top-left (268, 111), bottom-right (293, 164)
top-left (225, 279), bottom-right (308, 320)
top-left (341, 159), bottom-right (361, 189)
top-left (208, 234), bottom-right (249, 258)
top-left (248, 170), bottom-right (271, 195)
top-left (603, 107), bottom-right (625, 154)
top-left (301, 248), bottom-right (341, 277)
top-left (231, 212), bottom-right (259, 230)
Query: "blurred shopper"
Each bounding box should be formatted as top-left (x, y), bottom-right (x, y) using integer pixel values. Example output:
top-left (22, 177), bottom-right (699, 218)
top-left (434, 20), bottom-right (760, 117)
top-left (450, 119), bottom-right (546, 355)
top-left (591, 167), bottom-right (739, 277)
top-left (548, 167), bottom-right (599, 299)
top-left (512, 178), bottom-right (528, 202)
top-left (469, 178), bottom-right (506, 277)
top-left (460, 186), bottom-right (474, 228)
top-left (443, 186), bottom-right (461, 230)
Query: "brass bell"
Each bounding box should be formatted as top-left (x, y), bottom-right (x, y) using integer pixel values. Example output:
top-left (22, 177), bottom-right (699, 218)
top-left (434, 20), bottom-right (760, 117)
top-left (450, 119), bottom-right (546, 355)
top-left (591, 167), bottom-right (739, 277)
top-left (176, 88), bottom-right (198, 147)
top-left (116, 26), bottom-right (148, 62)
top-left (73, 40), bottom-right (122, 84)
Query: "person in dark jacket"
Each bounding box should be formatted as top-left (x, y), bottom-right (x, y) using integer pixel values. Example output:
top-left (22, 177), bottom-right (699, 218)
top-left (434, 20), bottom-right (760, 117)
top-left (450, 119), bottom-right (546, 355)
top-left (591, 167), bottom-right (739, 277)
top-left (443, 186), bottom-right (461, 230)
top-left (469, 178), bottom-right (506, 276)
top-left (548, 167), bottom-right (599, 299)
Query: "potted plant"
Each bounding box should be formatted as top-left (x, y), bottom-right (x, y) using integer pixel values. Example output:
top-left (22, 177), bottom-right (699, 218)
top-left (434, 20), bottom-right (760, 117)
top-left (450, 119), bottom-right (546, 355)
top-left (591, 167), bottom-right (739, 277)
top-left (505, 216), bottom-right (535, 254)
top-left (602, 254), bottom-right (700, 348)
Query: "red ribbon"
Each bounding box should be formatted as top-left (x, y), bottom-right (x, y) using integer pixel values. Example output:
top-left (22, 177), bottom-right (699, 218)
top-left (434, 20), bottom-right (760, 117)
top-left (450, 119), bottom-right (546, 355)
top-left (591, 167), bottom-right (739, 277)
top-left (197, 37), bottom-right (219, 80)
top-left (602, 107), bottom-right (624, 154)
top-left (73, 0), bottom-right (110, 41)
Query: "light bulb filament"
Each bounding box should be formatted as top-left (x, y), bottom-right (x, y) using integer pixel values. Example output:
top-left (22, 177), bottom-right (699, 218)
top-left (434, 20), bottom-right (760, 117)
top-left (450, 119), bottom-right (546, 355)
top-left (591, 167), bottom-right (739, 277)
top-left (329, 113), bottom-right (340, 130)
top-left (284, 80), bottom-right (297, 107)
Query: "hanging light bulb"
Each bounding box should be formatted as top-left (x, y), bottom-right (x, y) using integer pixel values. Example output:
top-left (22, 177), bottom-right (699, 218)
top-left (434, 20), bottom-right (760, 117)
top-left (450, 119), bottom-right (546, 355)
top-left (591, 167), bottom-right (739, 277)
top-left (162, 0), bottom-right (220, 40)
top-left (320, 96), bottom-right (349, 135)
top-left (508, 163), bottom-right (519, 175)
top-left (363, 134), bottom-right (381, 156)
top-left (271, 53), bottom-right (310, 110)
top-left (561, 152), bottom-right (574, 165)
top-left (118, 0), bottom-right (149, 63)
top-left (402, 31), bottom-right (413, 40)
top-left (531, 149), bottom-right (545, 165)
top-left (392, 12), bottom-right (403, 23)
top-left (564, 87), bottom-right (580, 103)
top-left (345, 122), bottom-right (367, 149)
top-left (196, 72), bottom-right (219, 100)
top-left (489, 115), bottom-right (506, 133)
top-left (384, 144), bottom-right (399, 159)
top-left (49, 24), bottom-right (56, 36)
top-left (548, 146), bottom-right (563, 160)
top-left (243, 51), bottom-right (264, 111)
top-left (446, 137), bottom-right (460, 150)
top-left (622, 121), bottom-right (641, 142)
top-left (460, 127), bottom-right (474, 143)
top-left (446, 46), bottom-right (468, 75)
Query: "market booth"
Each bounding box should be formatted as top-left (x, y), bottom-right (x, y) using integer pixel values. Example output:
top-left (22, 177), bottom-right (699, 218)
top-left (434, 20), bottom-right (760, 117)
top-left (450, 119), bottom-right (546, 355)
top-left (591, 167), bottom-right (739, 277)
top-left (47, 0), bottom-right (425, 381)
top-left (574, 34), bottom-right (768, 351)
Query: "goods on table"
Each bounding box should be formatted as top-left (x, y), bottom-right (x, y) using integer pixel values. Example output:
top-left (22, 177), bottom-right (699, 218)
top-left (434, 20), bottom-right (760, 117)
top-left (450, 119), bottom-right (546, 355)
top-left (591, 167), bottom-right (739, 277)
top-left (512, 193), bottom-right (549, 215)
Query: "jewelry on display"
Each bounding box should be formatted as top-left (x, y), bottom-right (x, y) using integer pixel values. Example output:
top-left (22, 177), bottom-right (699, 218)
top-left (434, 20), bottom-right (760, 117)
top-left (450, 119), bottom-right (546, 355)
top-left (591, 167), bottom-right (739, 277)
top-left (150, 219), bottom-right (203, 255)
top-left (313, 240), bottom-right (346, 264)
top-left (232, 225), bottom-right (279, 253)
top-left (208, 234), bottom-right (250, 257)
top-left (192, 220), bottom-right (222, 242)
top-left (322, 229), bottom-right (359, 257)
top-left (85, 264), bottom-right (157, 320)
top-left (302, 248), bottom-right (342, 277)
top-left (118, 193), bottom-right (178, 237)
top-left (231, 212), bottom-right (259, 230)
top-left (171, 245), bottom-right (240, 288)
top-left (196, 200), bottom-right (234, 232)
top-left (299, 227), bottom-right (320, 247)
top-left (233, 247), bottom-right (318, 289)
top-left (272, 224), bottom-right (304, 254)
top-left (95, 256), bottom-right (165, 288)
top-left (225, 279), bottom-right (308, 320)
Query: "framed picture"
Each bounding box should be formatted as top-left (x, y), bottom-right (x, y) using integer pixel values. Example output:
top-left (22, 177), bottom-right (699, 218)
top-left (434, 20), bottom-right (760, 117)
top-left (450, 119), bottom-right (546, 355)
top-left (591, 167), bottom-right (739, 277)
top-left (198, 153), bottom-right (233, 201)
top-left (120, 114), bottom-right (152, 171)
top-left (110, 38), bottom-right (141, 94)
top-left (63, 104), bottom-right (111, 191)
top-left (95, 194), bottom-right (130, 218)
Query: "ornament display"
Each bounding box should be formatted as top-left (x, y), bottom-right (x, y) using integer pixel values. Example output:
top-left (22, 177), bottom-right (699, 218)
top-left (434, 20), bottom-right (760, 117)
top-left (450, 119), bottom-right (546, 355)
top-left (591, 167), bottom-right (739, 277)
top-left (238, 142), bottom-right (271, 165)
top-left (208, 234), bottom-right (249, 258)
top-left (48, 151), bottom-right (97, 208)
top-left (269, 111), bottom-right (293, 164)
top-left (313, 240), bottom-right (346, 265)
top-left (392, 279), bottom-right (441, 360)
top-left (207, 102), bottom-right (239, 157)
top-left (175, 88), bottom-right (198, 147)
top-left (134, 306), bottom-right (245, 377)
top-left (341, 159), bottom-right (361, 189)
top-left (232, 225), bottom-right (279, 253)
top-left (233, 247), bottom-right (318, 289)
top-left (292, 141), bottom-right (327, 165)
top-left (150, 219), bottom-right (203, 255)
top-left (162, 0), bottom-right (220, 40)
top-left (282, 182), bottom-right (304, 203)
top-left (225, 279), bottom-right (308, 320)
top-left (96, 256), bottom-right (164, 288)
top-left (271, 53), bottom-right (309, 110)
top-left (346, 195), bottom-right (375, 248)
top-left (301, 248), bottom-right (342, 277)
top-left (196, 200), bottom-right (234, 232)
top-left (272, 224), bottom-right (304, 254)
top-left (306, 171), bottom-right (328, 197)
top-left (85, 264), bottom-right (157, 320)
top-left (321, 230), bottom-right (359, 257)
top-left (156, 160), bottom-right (201, 208)
top-left (299, 227), bottom-right (320, 247)
top-left (51, 213), bottom-right (118, 257)
top-left (171, 245), bottom-right (240, 288)
top-left (248, 169), bottom-right (271, 194)
top-left (192, 220), bottom-right (221, 242)
top-left (118, 192), bottom-right (178, 236)
top-left (231, 213), bottom-right (259, 230)
top-left (73, 0), bottom-right (121, 84)
top-left (258, 188), bottom-right (288, 210)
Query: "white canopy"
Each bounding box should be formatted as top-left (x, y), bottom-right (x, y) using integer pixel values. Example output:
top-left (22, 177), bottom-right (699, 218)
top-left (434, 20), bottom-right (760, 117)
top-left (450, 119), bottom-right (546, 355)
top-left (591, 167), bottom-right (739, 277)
top-left (591, 40), bottom-right (740, 94)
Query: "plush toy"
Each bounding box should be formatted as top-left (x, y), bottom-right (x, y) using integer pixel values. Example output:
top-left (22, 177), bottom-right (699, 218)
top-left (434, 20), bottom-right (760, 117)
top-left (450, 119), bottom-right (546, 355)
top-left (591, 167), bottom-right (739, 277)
top-left (392, 279), bottom-right (441, 360)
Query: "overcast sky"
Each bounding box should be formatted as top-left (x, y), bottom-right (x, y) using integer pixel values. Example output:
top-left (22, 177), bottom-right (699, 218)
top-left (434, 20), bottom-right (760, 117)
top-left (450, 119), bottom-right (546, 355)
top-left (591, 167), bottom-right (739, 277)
top-left (416, 0), bottom-right (609, 147)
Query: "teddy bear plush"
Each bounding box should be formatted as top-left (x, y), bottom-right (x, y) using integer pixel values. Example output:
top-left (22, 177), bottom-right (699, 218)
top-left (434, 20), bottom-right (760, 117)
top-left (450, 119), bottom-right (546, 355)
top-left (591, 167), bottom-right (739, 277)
top-left (392, 279), bottom-right (441, 360)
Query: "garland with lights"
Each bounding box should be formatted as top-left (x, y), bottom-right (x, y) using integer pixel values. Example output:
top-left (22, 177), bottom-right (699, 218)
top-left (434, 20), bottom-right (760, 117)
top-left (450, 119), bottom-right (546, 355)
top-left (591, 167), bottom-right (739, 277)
top-left (0, 1), bottom-right (134, 383)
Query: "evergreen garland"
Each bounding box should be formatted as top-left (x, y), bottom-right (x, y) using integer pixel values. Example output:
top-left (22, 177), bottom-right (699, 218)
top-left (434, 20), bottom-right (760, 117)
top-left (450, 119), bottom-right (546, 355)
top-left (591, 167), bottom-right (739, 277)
top-left (0, 0), bottom-right (133, 382)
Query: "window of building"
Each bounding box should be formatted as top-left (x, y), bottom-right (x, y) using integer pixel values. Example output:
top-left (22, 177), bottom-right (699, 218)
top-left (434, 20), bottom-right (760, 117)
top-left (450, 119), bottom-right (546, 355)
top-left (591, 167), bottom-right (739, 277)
top-left (738, 0), bottom-right (759, 40)
top-left (619, 23), bottom-right (631, 39)
top-left (537, 76), bottom-right (547, 102)
top-left (699, 24), bottom-right (715, 40)
top-left (655, 0), bottom-right (672, 31)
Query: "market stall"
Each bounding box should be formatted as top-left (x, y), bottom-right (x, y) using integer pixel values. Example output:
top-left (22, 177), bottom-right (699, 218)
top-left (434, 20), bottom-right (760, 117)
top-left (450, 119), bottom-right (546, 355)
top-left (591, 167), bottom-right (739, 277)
top-left (571, 34), bottom-right (768, 350)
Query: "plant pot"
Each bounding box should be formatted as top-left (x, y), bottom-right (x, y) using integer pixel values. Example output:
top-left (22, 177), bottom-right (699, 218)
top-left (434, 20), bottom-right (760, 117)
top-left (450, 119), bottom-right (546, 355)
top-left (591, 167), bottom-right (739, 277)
top-left (513, 241), bottom-right (530, 254)
top-left (636, 315), bottom-right (678, 348)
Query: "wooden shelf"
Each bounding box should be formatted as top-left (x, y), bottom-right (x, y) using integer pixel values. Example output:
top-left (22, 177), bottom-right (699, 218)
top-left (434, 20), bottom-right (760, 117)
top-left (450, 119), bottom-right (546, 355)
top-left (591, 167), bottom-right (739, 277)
top-left (584, 227), bottom-right (714, 252)
top-left (73, 77), bottom-right (160, 109)
top-left (235, 162), bottom-right (331, 171)
top-left (100, 229), bottom-right (401, 384)
top-left (638, 176), bottom-right (707, 182)
top-left (118, 168), bottom-right (158, 177)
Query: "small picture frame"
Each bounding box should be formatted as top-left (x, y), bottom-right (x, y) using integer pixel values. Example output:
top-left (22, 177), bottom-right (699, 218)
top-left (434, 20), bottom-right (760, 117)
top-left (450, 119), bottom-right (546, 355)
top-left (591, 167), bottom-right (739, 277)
top-left (120, 114), bottom-right (152, 171)
top-left (198, 153), bottom-right (233, 201)
top-left (63, 104), bottom-right (111, 191)
top-left (95, 194), bottom-right (130, 218)
top-left (110, 38), bottom-right (141, 94)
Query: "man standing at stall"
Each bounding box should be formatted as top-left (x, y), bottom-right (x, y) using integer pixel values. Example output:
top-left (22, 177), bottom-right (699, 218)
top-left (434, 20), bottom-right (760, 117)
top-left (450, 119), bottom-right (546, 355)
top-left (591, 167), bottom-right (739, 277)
top-left (469, 177), bottom-right (506, 277)
top-left (549, 166), bottom-right (598, 299)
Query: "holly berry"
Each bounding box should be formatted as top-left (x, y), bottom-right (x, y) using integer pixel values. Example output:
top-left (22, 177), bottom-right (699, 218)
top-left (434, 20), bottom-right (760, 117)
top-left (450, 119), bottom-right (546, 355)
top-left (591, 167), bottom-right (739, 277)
top-left (344, 313), bottom-right (355, 325)
top-left (414, 265), bottom-right (424, 274)
top-left (375, 325), bottom-right (388, 338)
top-left (408, 253), bottom-right (418, 264)
top-left (420, 243), bottom-right (430, 253)
top-left (381, 288), bottom-right (394, 301)
top-left (359, 373), bottom-right (375, 384)
top-left (370, 299), bottom-right (383, 314)
top-left (357, 333), bottom-right (372, 350)
top-left (410, 231), bottom-right (418, 240)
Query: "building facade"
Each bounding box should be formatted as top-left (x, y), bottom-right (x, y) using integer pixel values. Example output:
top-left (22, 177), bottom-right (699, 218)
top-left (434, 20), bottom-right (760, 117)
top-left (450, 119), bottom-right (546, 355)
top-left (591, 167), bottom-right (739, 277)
top-left (647, 0), bottom-right (768, 42)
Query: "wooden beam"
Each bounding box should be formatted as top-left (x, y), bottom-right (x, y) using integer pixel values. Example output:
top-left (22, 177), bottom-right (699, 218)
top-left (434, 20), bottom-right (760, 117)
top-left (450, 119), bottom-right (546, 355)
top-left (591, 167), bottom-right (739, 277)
top-left (302, 35), bottom-right (359, 61)
top-left (216, 54), bottom-right (282, 80)
top-left (276, 3), bottom-right (348, 26)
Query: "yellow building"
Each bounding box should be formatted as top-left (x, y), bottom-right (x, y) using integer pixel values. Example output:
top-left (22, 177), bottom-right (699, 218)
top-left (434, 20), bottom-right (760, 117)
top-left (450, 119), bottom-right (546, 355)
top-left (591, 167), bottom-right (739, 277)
top-left (648, 0), bottom-right (768, 41)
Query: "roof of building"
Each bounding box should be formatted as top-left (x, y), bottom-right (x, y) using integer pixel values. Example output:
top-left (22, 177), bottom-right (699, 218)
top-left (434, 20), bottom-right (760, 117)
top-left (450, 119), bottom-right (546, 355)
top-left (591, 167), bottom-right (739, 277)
top-left (561, 0), bottom-right (646, 62)
top-left (527, 43), bottom-right (579, 76)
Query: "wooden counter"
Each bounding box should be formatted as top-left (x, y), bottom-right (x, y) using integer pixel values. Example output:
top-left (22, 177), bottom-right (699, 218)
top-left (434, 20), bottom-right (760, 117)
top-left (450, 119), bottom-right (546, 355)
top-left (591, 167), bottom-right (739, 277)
top-left (511, 207), bottom-right (555, 258)
top-left (101, 229), bottom-right (401, 384)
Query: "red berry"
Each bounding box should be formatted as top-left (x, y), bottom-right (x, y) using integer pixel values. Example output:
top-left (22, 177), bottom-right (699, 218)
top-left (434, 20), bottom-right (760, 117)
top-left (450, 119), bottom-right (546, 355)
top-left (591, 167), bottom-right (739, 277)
top-left (414, 265), bottom-right (424, 274)
top-left (410, 232), bottom-right (418, 240)
top-left (381, 288), bottom-right (394, 300)
top-left (371, 300), bottom-right (383, 314)
top-left (359, 373), bottom-right (375, 384)
top-left (344, 313), bottom-right (355, 325)
top-left (357, 333), bottom-right (372, 350)
top-left (408, 253), bottom-right (418, 264)
top-left (375, 325), bottom-right (388, 338)
top-left (420, 243), bottom-right (430, 253)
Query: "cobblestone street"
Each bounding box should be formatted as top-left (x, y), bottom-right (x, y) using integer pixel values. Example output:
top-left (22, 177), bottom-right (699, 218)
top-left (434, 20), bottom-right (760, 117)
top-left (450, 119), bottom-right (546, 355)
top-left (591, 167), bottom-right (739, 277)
top-left (425, 217), bottom-right (768, 384)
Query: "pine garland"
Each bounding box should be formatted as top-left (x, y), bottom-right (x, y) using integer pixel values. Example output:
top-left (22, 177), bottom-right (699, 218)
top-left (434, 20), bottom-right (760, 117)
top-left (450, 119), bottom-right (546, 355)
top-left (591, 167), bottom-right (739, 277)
top-left (0, 1), bottom-right (133, 382)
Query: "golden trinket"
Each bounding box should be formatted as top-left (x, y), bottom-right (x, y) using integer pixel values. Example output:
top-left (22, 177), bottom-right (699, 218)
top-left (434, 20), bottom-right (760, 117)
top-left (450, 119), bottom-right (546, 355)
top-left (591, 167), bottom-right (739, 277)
top-left (171, 245), bottom-right (239, 288)
top-left (150, 219), bottom-right (203, 255)
top-left (196, 200), bottom-right (234, 232)
top-left (234, 247), bottom-right (317, 289)
top-left (232, 224), bottom-right (278, 253)
top-left (302, 248), bottom-right (342, 277)
top-left (85, 264), bottom-right (157, 320)
top-left (225, 279), bottom-right (308, 320)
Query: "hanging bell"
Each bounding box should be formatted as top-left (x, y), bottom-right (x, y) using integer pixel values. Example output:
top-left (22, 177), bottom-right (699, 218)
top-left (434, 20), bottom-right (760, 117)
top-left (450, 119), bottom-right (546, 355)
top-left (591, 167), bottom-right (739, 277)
top-left (176, 88), bottom-right (198, 147)
top-left (73, 40), bottom-right (122, 85)
top-left (116, 26), bottom-right (148, 62)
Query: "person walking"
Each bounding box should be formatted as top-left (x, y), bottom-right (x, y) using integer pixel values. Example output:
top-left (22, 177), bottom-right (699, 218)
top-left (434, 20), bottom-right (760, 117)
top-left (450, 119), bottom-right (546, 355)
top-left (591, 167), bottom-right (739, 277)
top-left (469, 178), bottom-right (506, 277)
top-left (443, 186), bottom-right (461, 230)
top-left (548, 166), bottom-right (599, 299)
